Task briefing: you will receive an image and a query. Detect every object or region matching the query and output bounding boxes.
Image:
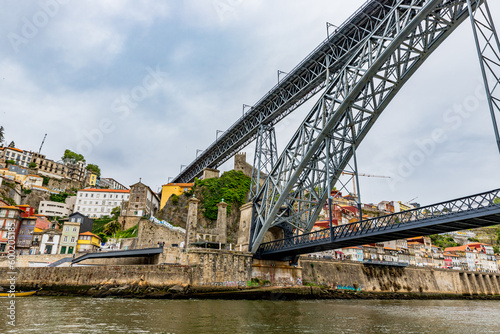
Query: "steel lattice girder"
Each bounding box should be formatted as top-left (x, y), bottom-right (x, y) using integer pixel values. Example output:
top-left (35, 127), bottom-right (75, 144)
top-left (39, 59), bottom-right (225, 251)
top-left (467, 0), bottom-right (500, 153)
top-left (256, 188), bottom-right (500, 259)
top-left (250, 0), bottom-right (485, 253)
top-left (173, 0), bottom-right (406, 183)
top-left (250, 125), bottom-right (278, 200)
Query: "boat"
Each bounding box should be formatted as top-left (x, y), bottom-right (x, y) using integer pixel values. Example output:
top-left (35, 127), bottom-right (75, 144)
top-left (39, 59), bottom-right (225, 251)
top-left (0, 289), bottom-right (40, 297)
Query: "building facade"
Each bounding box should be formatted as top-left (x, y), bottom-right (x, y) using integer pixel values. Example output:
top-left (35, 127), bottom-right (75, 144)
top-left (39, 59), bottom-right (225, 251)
top-left (77, 231), bottom-right (101, 252)
top-left (123, 182), bottom-right (160, 218)
top-left (59, 221), bottom-right (80, 255)
top-left (75, 188), bottom-right (130, 218)
top-left (16, 217), bottom-right (37, 255)
top-left (0, 147), bottom-right (33, 168)
top-left (0, 206), bottom-right (21, 255)
top-left (38, 201), bottom-right (72, 217)
top-left (160, 183), bottom-right (194, 210)
top-left (99, 177), bottom-right (128, 190)
top-left (32, 228), bottom-right (61, 254)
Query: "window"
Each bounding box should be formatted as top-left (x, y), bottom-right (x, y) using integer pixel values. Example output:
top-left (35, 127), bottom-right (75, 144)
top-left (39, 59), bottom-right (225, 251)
top-left (73, 227), bottom-right (77, 232)
top-left (65, 226), bottom-right (69, 231)
top-left (77, 218), bottom-right (82, 223)
top-left (85, 194), bottom-right (88, 197)
top-left (63, 236), bottom-right (68, 242)
top-left (60, 246), bottom-right (66, 254)
top-left (70, 237), bottom-right (75, 243)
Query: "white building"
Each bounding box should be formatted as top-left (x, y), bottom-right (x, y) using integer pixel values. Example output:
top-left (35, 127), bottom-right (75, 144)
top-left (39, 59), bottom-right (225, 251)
top-left (75, 188), bottom-right (130, 218)
top-left (35, 229), bottom-right (62, 255)
top-left (38, 201), bottom-right (71, 217)
top-left (99, 177), bottom-right (128, 190)
top-left (0, 147), bottom-right (33, 168)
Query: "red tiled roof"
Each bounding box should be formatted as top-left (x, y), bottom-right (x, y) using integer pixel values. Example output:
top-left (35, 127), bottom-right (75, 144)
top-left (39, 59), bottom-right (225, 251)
top-left (80, 188), bottom-right (130, 193)
top-left (6, 147), bottom-right (23, 153)
top-left (0, 206), bottom-right (21, 210)
top-left (163, 183), bottom-right (194, 187)
top-left (444, 245), bottom-right (469, 252)
top-left (79, 231), bottom-right (99, 237)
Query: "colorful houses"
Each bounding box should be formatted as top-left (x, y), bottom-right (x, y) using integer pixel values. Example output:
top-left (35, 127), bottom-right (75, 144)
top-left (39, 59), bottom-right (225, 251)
top-left (77, 232), bottom-right (102, 252)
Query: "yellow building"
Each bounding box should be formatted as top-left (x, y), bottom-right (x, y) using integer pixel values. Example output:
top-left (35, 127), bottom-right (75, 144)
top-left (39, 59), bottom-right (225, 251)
top-left (77, 231), bottom-right (101, 252)
top-left (0, 168), bottom-right (43, 189)
top-left (160, 183), bottom-right (194, 209)
top-left (86, 173), bottom-right (98, 187)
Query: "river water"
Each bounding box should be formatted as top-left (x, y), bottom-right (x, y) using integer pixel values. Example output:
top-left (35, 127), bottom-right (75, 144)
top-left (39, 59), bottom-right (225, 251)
top-left (1, 297), bottom-right (499, 334)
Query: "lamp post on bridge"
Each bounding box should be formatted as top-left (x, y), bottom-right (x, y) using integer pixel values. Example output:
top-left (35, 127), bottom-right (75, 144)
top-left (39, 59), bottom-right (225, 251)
top-left (180, 165), bottom-right (186, 173)
top-left (326, 22), bottom-right (338, 38)
top-left (242, 104), bottom-right (252, 117)
top-left (216, 130), bottom-right (224, 140)
top-left (196, 149), bottom-right (203, 158)
top-left (277, 70), bottom-right (288, 83)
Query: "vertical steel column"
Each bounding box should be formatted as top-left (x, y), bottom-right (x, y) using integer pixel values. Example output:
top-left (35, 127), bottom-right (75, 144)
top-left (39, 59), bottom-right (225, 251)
top-left (250, 125), bottom-right (278, 200)
top-left (467, 0), bottom-right (500, 153)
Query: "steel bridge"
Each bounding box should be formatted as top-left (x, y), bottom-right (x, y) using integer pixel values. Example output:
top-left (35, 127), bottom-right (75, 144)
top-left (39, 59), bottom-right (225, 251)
top-left (172, 0), bottom-right (500, 255)
top-left (255, 188), bottom-right (500, 261)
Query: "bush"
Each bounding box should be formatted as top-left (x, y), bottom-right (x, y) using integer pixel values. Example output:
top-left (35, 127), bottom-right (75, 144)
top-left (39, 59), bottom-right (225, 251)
top-left (195, 170), bottom-right (251, 220)
top-left (170, 194), bottom-right (179, 205)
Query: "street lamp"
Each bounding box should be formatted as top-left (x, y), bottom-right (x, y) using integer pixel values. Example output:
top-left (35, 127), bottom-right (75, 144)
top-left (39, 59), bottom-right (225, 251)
top-left (242, 104), bottom-right (252, 117)
top-left (196, 149), bottom-right (204, 157)
top-left (180, 165), bottom-right (186, 172)
top-left (216, 130), bottom-right (224, 140)
top-left (326, 22), bottom-right (338, 37)
top-left (277, 70), bottom-right (288, 83)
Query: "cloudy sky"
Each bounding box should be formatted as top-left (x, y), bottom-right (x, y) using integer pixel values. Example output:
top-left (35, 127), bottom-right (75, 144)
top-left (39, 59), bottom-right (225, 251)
top-left (1, 0), bottom-right (499, 206)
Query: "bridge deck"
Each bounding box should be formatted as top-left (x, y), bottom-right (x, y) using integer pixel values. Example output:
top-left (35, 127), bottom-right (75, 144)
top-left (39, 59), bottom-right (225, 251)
top-left (256, 188), bottom-right (500, 261)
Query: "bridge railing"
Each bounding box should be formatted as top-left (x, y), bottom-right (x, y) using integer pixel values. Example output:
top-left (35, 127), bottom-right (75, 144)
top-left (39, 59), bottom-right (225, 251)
top-left (257, 188), bottom-right (500, 254)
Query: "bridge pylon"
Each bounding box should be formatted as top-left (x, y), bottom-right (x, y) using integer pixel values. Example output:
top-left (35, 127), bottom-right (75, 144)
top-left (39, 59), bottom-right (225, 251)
top-left (250, 124), bottom-right (278, 201)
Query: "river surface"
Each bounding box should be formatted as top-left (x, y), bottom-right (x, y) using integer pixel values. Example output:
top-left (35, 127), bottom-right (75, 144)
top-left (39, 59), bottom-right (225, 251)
top-left (1, 297), bottom-right (499, 333)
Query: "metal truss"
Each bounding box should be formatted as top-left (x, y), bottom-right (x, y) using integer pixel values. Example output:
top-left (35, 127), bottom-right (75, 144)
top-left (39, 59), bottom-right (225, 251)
top-left (250, 0), bottom-right (485, 253)
top-left (468, 0), bottom-right (500, 153)
top-left (173, 0), bottom-right (407, 183)
top-left (250, 125), bottom-right (278, 200)
top-left (256, 188), bottom-right (500, 259)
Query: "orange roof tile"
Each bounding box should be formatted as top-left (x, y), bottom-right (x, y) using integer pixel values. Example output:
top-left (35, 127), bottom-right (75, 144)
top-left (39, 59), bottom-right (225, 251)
top-left (79, 231), bottom-right (101, 240)
top-left (164, 183), bottom-right (194, 187)
top-left (80, 188), bottom-right (130, 193)
top-left (7, 147), bottom-right (23, 153)
top-left (0, 206), bottom-right (21, 210)
top-left (444, 245), bottom-right (469, 252)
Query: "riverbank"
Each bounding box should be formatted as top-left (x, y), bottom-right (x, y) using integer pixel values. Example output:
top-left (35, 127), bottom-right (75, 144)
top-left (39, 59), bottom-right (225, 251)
top-left (23, 284), bottom-right (500, 300)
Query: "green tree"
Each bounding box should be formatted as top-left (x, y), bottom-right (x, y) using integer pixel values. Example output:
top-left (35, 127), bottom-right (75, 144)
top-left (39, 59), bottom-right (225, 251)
top-left (85, 164), bottom-right (101, 177)
top-left (50, 192), bottom-right (71, 203)
top-left (103, 221), bottom-right (121, 236)
top-left (5, 159), bottom-right (15, 165)
top-left (8, 141), bottom-right (15, 148)
top-left (97, 232), bottom-right (108, 243)
top-left (62, 149), bottom-right (85, 164)
top-left (111, 206), bottom-right (120, 218)
top-left (195, 170), bottom-right (251, 220)
top-left (28, 162), bottom-right (37, 168)
top-left (494, 197), bottom-right (500, 205)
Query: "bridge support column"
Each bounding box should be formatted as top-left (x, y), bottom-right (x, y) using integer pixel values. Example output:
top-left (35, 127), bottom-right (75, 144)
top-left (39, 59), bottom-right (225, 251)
top-left (216, 200), bottom-right (228, 244)
top-left (252, 259), bottom-right (303, 286)
top-left (237, 202), bottom-right (253, 251)
top-left (185, 196), bottom-right (200, 248)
